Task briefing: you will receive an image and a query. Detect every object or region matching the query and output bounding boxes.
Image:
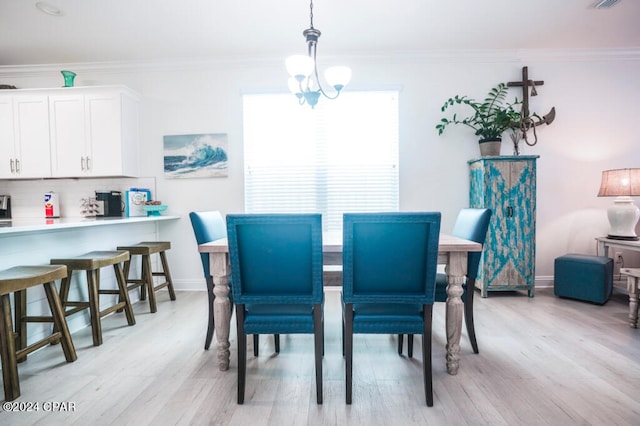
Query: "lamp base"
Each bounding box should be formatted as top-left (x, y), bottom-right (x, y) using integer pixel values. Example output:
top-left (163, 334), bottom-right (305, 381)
top-left (607, 196), bottom-right (640, 240)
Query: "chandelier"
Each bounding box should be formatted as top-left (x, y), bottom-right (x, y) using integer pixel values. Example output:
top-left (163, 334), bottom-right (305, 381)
top-left (285, 0), bottom-right (352, 108)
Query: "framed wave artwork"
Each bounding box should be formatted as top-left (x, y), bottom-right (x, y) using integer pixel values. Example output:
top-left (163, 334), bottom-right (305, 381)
top-left (163, 133), bottom-right (228, 178)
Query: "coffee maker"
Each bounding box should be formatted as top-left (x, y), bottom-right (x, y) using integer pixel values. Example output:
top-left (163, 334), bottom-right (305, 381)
top-left (95, 191), bottom-right (123, 217)
top-left (0, 195), bottom-right (11, 219)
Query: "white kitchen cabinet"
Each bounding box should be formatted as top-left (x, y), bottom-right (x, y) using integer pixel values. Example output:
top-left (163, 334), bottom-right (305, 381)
top-left (49, 87), bottom-right (140, 177)
top-left (0, 94), bottom-right (52, 178)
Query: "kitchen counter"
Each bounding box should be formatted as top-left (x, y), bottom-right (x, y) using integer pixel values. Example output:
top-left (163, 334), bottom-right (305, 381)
top-left (0, 213), bottom-right (179, 344)
top-left (0, 215), bottom-right (179, 236)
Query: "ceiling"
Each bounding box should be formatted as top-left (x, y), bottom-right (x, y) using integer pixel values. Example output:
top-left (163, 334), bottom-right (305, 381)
top-left (1, 0), bottom-right (639, 67)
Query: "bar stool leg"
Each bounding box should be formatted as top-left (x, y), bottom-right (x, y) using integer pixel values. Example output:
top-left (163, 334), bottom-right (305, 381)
top-left (13, 289), bottom-right (27, 361)
top-left (159, 251), bottom-right (177, 301)
top-left (114, 263), bottom-right (136, 326)
top-left (0, 293), bottom-right (20, 401)
top-left (122, 258), bottom-right (143, 301)
top-left (50, 274), bottom-right (73, 346)
top-left (143, 255), bottom-right (157, 313)
top-left (87, 269), bottom-right (102, 346)
top-left (42, 281), bottom-right (77, 362)
top-left (59, 274), bottom-right (73, 310)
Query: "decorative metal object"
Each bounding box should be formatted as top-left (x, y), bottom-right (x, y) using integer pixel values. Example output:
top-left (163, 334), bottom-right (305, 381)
top-left (507, 66), bottom-right (555, 146)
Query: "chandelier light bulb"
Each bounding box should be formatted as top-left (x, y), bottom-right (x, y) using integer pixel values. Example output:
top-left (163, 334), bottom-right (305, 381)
top-left (286, 55), bottom-right (315, 81)
top-left (324, 66), bottom-right (352, 91)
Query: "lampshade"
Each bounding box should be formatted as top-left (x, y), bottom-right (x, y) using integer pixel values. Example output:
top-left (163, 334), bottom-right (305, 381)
top-left (598, 168), bottom-right (640, 240)
top-left (324, 66), bottom-right (352, 91)
top-left (597, 168), bottom-right (640, 197)
top-left (286, 55), bottom-right (315, 81)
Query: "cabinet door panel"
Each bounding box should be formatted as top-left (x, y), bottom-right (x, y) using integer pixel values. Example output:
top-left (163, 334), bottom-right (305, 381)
top-left (13, 96), bottom-right (51, 177)
top-left (50, 95), bottom-right (86, 177)
top-left (0, 97), bottom-right (15, 178)
top-left (509, 161), bottom-right (536, 285)
top-left (86, 94), bottom-right (122, 176)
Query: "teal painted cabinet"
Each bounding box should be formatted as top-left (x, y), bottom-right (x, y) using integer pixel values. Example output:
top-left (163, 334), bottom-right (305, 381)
top-left (468, 156), bottom-right (538, 297)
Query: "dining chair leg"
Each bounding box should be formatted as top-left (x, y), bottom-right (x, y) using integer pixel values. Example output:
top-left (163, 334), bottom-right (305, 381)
top-left (408, 335), bottom-right (414, 358)
top-left (313, 304), bottom-right (323, 404)
top-left (204, 277), bottom-right (215, 350)
top-left (251, 334), bottom-right (282, 357)
top-left (422, 305), bottom-right (434, 407)
top-left (237, 305), bottom-right (247, 404)
top-left (321, 316), bottom-right (325, 357)
top-left (464, 280), bottom-right (479, 354)
top-left (253, 334), bottom-right (259, 357)
top-left (397, 334), bottom-right (403, 355)
top-left (345, 303), bottom-right (354, 405)
top-left (341, 318), bottom-right (345, 357)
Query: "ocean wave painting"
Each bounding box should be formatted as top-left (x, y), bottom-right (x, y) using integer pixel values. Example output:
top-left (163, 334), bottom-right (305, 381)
top-left (163, 133), bottom-right (229, 178)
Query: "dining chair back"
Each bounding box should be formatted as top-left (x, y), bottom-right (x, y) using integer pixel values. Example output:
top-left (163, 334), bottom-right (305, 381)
top-left (342, 212), bottom-right (441, 406)
top-left (189, 210), bottom-right (226, 278)
top-left (189, 210), bottom-right (226, 350)
top-left (227, 213), bottom-right (324, 404)
top-left (399, 208), bottom-right (491, 357)
top-left (190, 211), bottom-right (280, 354)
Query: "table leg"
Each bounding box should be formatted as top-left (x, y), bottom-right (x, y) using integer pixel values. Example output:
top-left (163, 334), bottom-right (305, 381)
top-left (211, 253), bottom-right (232, 371)
top-left (627, 275), bottom-right (639, 328)
top-left (597, 240), bottom-right (608, 257)
top-left (445, 252), bottom-right (467, 375)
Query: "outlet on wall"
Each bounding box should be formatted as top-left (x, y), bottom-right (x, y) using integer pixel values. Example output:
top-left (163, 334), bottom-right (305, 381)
top-left (615, 252), bottom-right (623, 263)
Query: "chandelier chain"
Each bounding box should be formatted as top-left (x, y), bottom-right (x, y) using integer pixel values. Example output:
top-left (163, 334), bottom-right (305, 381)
top-left (309, 0), bottom-right (314, 29)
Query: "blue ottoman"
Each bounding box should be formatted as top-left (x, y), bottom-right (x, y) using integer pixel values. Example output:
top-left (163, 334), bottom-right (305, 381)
top-left (554, 254), bottom-right (613, 304)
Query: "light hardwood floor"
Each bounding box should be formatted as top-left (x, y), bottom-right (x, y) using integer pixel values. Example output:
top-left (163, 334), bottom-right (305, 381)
top-left (2, 287), bottom-right (640, 425)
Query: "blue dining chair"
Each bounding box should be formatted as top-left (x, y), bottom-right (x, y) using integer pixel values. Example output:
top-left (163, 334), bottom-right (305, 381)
top-left (399, 208), bottom-right (492, 357)
top-left (227, 213), bottom-right (324, 404)
top-left (189, 211), bottom-right (279, 354)
top-left (342, 212), bottom-right (441, 406)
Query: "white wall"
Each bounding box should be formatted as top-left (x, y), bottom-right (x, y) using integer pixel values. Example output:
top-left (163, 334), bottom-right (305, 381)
top-left (1, 48), bottom-right (639, 290)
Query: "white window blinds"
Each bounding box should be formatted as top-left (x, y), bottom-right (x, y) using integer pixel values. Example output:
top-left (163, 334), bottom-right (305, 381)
top-left (242, 91), bottom-right (399, 232)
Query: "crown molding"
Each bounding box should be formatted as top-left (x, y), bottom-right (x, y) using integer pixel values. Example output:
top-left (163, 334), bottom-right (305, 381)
top-left (0, 48), bottom-right (638, 77)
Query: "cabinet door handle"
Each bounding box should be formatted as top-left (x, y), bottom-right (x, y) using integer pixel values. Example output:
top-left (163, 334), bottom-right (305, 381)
top-left (81, 157), bottom-right (85, 171)
top-left (10, 159), bottom-right (14, 173)
top-left (86, 157), bottom-right (91, 171)
top-left (15, 159), bottom-right (20, 173)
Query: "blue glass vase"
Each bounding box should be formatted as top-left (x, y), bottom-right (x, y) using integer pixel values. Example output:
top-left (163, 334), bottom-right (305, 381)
top-left (61, 70), bottom-right (76, 87)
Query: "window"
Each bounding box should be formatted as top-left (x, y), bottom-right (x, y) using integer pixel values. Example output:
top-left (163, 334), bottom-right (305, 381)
top-left (242, 91), bottom-right (399, 231)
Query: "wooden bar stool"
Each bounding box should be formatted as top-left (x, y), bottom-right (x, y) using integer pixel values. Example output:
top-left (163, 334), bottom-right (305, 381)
top-left (116, 242), bottom-right (176, 313)
top-left (50, 250), bottom-right (136, 346)
top-left (0, 265), bottom-right (77, 402)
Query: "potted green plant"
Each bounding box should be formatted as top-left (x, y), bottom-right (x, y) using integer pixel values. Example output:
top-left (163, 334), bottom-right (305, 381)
top-left (436, 83), bottom-right (521, 156)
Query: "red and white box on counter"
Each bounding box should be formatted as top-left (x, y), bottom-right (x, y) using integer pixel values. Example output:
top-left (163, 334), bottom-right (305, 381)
top-left (45, 192), bottom-right (60, 218)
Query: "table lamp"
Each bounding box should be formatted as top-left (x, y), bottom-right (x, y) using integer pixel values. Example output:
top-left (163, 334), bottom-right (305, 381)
top-left (597, 168), bottom-right (640, 240)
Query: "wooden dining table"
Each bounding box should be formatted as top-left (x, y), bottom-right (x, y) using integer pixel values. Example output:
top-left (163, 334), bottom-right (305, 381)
top-left (198, 232), bottom-right (481, 375)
